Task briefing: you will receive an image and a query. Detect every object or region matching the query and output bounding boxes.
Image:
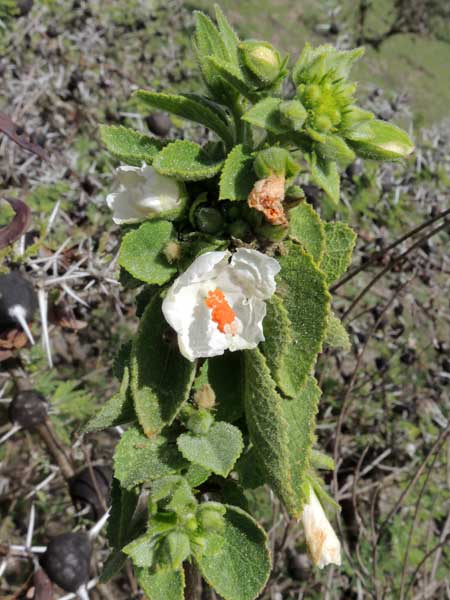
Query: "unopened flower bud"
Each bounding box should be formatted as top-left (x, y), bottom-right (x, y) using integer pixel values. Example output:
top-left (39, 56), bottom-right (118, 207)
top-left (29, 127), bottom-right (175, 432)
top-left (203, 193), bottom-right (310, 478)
top-left (302, 487), bottom-right (341, 569)
top-left (187, 408), bottom-right (214, 435)
top-left (347, 120), bottom-right (414, 160)
top-left (195, 206), bottom-right (225, 234)
top-left (197, 503), bottom-right (226, 533)
top-left (194, 383), bottom-right (216, 410)
top-left (164, 240), bottom-right (182, 263)
top-left (227, 218), bottom-right (252, 239)
top-left (239, 40), bottom-right (283, 87)
top-left (279, 100), bottom-right (307, 131)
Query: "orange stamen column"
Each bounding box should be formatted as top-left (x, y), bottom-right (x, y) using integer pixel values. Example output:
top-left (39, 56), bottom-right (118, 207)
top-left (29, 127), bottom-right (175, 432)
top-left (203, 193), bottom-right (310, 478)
top-left (205, 288), bottom-right (237, 334)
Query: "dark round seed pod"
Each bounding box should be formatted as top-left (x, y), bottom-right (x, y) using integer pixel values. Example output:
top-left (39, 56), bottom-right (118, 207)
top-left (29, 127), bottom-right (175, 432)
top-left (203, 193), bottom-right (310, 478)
top-left (41, 532), bottom-right (91, 592)
top-left (0, 272), bottom-right (37, 329)
top-left (146, 113), bottom-right (171, 137)
top-left (9, 390), bottom-right (48, 428)
top-left (69, 466), bottom-right (112, 520)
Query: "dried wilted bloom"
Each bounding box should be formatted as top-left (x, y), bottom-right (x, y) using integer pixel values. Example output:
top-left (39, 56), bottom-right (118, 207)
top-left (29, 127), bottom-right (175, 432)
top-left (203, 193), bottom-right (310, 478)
top-left (302, 487), bottom-right (341, 568)
top-left (248, 174), bottom-right (288, 226)
top-left (194, 383), bottom-right (216, 409)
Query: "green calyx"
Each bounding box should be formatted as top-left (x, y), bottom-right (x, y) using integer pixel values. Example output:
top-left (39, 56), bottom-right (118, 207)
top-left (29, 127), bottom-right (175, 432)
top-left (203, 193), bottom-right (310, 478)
top-left (254, 147), bottom-right (299, 179)
top-left (238, 39), bottom-right (285, 87)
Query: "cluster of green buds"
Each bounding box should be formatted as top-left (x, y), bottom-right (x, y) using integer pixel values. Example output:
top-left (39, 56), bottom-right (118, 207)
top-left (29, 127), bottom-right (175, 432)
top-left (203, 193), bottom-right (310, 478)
top-left (124, 474), bottom-right (226, 573)
top-left (291, 44), bottom-right (414, 163)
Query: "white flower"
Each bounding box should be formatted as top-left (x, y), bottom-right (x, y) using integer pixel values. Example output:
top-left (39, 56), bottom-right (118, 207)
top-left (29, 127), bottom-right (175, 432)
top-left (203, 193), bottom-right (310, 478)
top-left (302, 487), bottom-right (341, 568)
top-left (162, 249), bottom-right (280, 362)
top-left (106, 163), bottom-right (185, 224)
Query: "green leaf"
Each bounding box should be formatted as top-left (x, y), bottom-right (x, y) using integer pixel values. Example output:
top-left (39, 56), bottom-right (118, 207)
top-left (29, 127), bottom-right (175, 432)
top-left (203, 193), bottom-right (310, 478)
top-left (108, 478), bottom-right (139, 548)
top-left (131, 293), bottom-right (196, 437)
top-left (100, 125), bottom-right (163, 165)
top-left (195, 505), bottom-right (271, 600)
top-left (325, 311), bottom-right (351, 351)
top-left (194, 352), bottom-right (244, 422)
top-left (314, 134), bottom-right (356, 165)
top-left (214, 4), bottom-right (240, 66)
top-left (242, 97), bottom-right (287, 134)
top-left (119, 221), bottom-right (177, 285)
top-left (219, 144), bottom-right (255, 202)
top-left (177, 422), bottom-right (244, 477)
top-left (137, 568), bottom-right (185, 600)
top-left (205, 56), bottom-right (258, 101)
top-left (261, 295), bottom-right (293, 386)
top-left (288, 202), bottom-right (325, 263)
top-left (319, 221), bottom-right (357, 285)
top-left (100, 549), bottom-right (128, 584)
top-left (244, 349), bottom-right (320, 517)
top-left (346, 119), bottom-right (414, 159)
top-left (123, 531), bottom-right (158, 567)
top-left (276, 242), bottom-right (330, 397)
top-left (114, 427), bottom-right (185, 490)
top-left (83, 368), bottom-right (135, 433)
top-left (135, 91), bottom-right (233, 147)
top-left (153, 141), bottom-right (224, 181)
top-left (308, 152), bottom-right (340, 205)
top-left (193, 11), bottom-right (237, 102)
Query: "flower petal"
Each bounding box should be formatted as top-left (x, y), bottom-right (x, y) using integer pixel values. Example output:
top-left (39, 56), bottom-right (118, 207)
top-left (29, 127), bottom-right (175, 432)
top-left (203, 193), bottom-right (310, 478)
top-left (230, 248), bottom-right (281, 298)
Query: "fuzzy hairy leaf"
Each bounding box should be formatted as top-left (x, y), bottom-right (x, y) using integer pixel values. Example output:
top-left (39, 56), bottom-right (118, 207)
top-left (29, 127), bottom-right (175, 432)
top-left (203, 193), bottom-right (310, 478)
top-left (242, 97), bottom-right (287, 134)
top-left (119, 221), bottom-right (177, 285)
top-left (137, 568), bottom-right (185, 600)
top-left (177, 422), bottom-right (244, 477)
top-left (83, 368), bottom-right (134, 433)
top-left (114, 427), bottom-right (185, 489)
top-left (214, 4), bottom-right (240, 66)
top-left (135, 91), bottom-right (233, 146)
top-left (153, 141), bottom-right (224, 181)
top-left (205, 56), bottom-right (258, 101)
top-left (325, 311), bottom-right (351, 351)
top-left (100, 125), bottom-right (163, 165)
top-left (194, 352), bottom-right (244, 422)
top-left (196, 505), bottom-right (271, 600)
top-left (276, 242), bottom-right (330, 397)
top-left (244, 350), bottom-right (321, 517)
top-left (308, 152), bottom-right (340, 205)
top-left (131, 293), bottom-right (196, 436)
top-left (107, 478), bottom-right (139, 548)
top-left (319, 221), bottom-right (357, 284)
top-left (288, 202), bottom-right (325, 263)
top-left (219, 144), bottom-right (256, 201)
top-left (261, 295), bottom-right (293, 385)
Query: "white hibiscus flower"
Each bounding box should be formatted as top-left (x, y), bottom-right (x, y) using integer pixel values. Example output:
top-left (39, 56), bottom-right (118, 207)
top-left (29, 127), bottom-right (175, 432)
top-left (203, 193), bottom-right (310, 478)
top-left (162, 249), bottom-right (280, 361)
top-left (302, 486), bottom-right (341, 568)
top-left (106, 163), bottom-right (185, 224)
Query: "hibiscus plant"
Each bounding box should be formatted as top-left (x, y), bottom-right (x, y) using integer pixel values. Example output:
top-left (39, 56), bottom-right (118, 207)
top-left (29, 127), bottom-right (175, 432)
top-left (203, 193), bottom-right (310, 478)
top-left (91, 6), bottom-right (413, 599)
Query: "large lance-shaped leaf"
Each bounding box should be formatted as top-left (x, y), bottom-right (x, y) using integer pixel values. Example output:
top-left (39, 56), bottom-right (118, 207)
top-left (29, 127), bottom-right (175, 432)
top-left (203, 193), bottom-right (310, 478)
top-left (137, 568), bottom-right (185, 600)
top-left (131, 294), bottom-right (196, 436)
top-left (288, 202), bottom-right (325, 263)
top-left (114, 427), bottom-right (185, 489)
top-left (195, 505), bottom-right (271, 600)
top-left (119, 221), bottom-right (177, 285)
top-left (153, 141), bottom-right (224, 181)
top-left (100, 125), bottom-right (164, 165)
top-left (319, 221), bottom-right (356, 285)
top-left (244, 350), bottom-right (321, 517)
top-left (275, 242), bottom-right (330, 397)
top-left (135, 91), bottom-right (233, 147)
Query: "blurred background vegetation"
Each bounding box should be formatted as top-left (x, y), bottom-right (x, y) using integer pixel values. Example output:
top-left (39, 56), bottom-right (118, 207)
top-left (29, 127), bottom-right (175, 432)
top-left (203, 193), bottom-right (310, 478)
top-left (0, 1), bottom-right (449, 598)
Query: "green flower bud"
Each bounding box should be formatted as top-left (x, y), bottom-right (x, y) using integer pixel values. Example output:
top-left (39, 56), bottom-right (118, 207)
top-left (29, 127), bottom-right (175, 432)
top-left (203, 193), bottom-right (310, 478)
top-left (197, 504), bottom-right (226, 533)
top-left (184, 514), bottom-right (198, 532)
top-left (279, 100), bottom-right (307, 131)
top-left (227, 218), bottom-right (252, 239)
top-left (346, 120), bottom-right (414, 160)
top-left (189, 533), bottom-right (207, 556)
top-left (314, 114), bottom-right (333, 133)
top-left (187, 408), bottom-right (214, 435)
top-left (341, 105), bottom-right (374, 130)
top-left (238, 40), bottom-right (283, 87)
top-left (241, 204), bottom-right (264, 228)
top-left (220, 201), bottom-right (242, 222)
top-left (254, 147), bottom-right (299, 179)
top-left (195, 206), bottom-right (225, 234)
top-left (155, 530), bottom-right (190, 571)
